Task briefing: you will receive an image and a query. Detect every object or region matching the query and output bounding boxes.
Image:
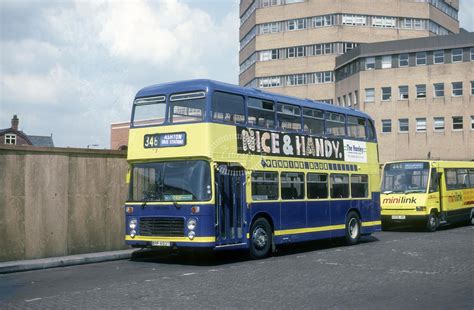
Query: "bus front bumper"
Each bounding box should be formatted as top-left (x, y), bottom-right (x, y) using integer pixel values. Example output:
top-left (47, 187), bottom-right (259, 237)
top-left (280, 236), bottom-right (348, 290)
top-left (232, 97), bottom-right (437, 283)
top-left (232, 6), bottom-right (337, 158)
top-left (125, 235), bottom-right (217, 248)
top-left (381, 214), bottom-right (428, 225)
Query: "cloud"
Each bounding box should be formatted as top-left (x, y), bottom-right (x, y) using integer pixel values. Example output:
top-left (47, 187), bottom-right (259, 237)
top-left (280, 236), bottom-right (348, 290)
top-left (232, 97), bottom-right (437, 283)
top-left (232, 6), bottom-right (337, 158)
top-left (0, 0), bottom-right (239, 148)
top-left (459, 0), bottom-right (474, 31)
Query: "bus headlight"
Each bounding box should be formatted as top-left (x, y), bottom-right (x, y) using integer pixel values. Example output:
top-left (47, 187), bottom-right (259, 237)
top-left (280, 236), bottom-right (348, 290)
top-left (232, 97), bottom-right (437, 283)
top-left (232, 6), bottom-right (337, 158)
top-left (130, 230), bottom-right (136, 238)
top-left (187, 218), bottom-right (197, 231)
top-left (416, 206), bottom-right (427, 212)
top-left (188, 231), bottom-right (196, 240)
top-left (129, 218), bottom-right (137, 230)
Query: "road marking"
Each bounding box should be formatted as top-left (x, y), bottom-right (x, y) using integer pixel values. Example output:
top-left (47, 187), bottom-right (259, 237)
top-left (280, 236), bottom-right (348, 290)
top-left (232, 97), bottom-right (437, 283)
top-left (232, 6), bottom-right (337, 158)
top-left (208, 269), bottom-right (219, 272)
top-left (25, 298), bottom-right (42, 303)
top-left (181, 273), bottom-right (196, 276)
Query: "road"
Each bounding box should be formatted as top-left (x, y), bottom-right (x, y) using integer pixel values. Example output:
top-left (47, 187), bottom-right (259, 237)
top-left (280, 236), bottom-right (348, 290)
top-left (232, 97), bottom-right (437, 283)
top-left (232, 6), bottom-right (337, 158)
top-left (1, 225), bottom-right (473, 309)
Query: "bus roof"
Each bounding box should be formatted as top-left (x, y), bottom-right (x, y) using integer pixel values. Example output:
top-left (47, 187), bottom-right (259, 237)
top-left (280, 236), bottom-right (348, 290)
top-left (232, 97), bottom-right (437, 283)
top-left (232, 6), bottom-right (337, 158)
top-left (135, 79), bottom-right (373, 120)
top-left (384, 160), bottom-right (474, 168)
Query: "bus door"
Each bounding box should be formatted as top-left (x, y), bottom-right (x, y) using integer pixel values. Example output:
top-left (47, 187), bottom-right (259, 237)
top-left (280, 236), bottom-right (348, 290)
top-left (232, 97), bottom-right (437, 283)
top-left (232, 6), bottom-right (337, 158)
top-left (428, 168), bottom-right (444, 221)
top-left (215, 164), bottom-right (246, 246)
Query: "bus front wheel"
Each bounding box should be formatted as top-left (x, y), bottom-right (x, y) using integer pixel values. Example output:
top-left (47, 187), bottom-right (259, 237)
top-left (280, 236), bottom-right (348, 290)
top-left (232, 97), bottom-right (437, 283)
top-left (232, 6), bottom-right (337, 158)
top-left (425, 212), bottom-right (438, 232)
top-left (345, 211), bottom-right (361, 245)
top-left (249, 218), bottom-right (272, 259)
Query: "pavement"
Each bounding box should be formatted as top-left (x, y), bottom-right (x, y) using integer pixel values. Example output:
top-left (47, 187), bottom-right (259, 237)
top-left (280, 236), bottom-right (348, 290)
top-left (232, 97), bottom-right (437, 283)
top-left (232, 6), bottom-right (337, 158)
top-left (0, 224), bottom-right (472, 309)
top-left (0, 249), bottom-right (136, 274)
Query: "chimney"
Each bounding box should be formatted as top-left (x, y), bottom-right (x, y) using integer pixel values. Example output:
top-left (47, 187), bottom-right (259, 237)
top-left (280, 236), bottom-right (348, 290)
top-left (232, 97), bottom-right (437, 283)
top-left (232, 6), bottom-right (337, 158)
top-left (11, 115), bottom-right (19, 131)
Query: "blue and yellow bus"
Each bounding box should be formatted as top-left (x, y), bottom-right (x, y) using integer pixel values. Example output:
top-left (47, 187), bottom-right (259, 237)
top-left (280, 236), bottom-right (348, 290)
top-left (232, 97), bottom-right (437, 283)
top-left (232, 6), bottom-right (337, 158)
top-left (125, 80), bottom-right (381, 258)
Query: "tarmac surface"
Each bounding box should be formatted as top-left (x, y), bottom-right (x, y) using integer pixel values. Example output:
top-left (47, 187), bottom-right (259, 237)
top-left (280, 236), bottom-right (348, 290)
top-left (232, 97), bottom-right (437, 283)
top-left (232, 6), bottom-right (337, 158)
top-left (0, 224), bottom-right (473, 309)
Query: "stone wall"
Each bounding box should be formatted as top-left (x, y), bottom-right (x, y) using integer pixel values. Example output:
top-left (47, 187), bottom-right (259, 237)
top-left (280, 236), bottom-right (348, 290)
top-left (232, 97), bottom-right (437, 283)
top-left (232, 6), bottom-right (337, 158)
top-left (0, 145), bottom-right (129, 262)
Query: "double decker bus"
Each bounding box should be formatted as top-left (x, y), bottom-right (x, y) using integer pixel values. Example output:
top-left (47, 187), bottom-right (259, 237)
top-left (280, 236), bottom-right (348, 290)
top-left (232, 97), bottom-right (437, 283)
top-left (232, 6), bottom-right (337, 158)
top-left (381, 160), bottom-right (474, 231)
top-left (125, 80), bottom-right (381, 258)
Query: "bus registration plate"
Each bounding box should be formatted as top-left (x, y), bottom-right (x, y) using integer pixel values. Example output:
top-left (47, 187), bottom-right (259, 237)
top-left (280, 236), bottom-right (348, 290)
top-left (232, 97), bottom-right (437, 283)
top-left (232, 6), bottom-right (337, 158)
top-left (151, 241), bottom-right (171, 247)
top-left (392, 215), bottom-right (406, 220)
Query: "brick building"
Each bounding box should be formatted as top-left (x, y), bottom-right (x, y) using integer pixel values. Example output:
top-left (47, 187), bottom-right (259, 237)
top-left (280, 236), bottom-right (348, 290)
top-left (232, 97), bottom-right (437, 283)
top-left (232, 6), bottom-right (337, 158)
top-left (0, 115), bottom-right (54, 147)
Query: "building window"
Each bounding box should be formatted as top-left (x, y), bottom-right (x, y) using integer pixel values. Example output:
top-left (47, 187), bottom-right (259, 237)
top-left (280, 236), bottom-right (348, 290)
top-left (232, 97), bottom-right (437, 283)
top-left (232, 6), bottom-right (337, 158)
top-left (259, 77), bottom-right (281, 88)
top-left (433, 50), bottom-right (444, 64)
top-left (416, 118), bottom-right (427, 132)
top-left (452, 82), bottom-right (463, 96)
top-left (382, 119), bottom-right (392, 133)
top-left (471, 116), bottom-right (474, 130)
top-left (433, 117), bottom-right (445, 131)
top-left (287, 74), bottom-right (305, 86)
top-left (5, 134), bottom-right (17, 145)
top-left (451, 48), bottom-right (463, 63)
top-left (347, 92), bottom-right (352, 107)
top-left (416, 84), bottom-right (426, 99)
top-left (297, 46), bottom-right (305, 57)
top-left (433, 83), bottom-right (444, 97)
top-left (381, 87), bottom-right (391, 101)
top-left (354, 90), bottom-right (359, 105)
top-left (287, 47), bottom-right (296, 58)
top-left (260, 50), bottom-right (272, 61)
top-left (365, 88), bottom-right (375, 102)
top-left (342, 14), bottom-right (367, 26)
top-left (399, 54), bottom-right (409, 67)
top-left (471, 48), bottom-right (474, 61)
top-left (416, 52), bottom-right (427, 66)
top-left (471, 81), bottom-right (474, 95)
top-left (399, 118), bottom-right (409, 133)
top-left (365, 57), bottom-right (375, 70)
top-left (399, 85), bottom-right (409, 100)
top-left (452, 116), bottom-right (463, 131)
top-left (288, 18), bottom-right (306, 31)
top-left (381, 56), bottom-right (392, 69)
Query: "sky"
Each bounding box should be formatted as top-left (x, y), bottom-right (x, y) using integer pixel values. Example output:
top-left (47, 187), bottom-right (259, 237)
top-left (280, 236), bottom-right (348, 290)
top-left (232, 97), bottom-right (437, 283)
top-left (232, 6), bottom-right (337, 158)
top-left (0, 0), bottom-right (472, 148)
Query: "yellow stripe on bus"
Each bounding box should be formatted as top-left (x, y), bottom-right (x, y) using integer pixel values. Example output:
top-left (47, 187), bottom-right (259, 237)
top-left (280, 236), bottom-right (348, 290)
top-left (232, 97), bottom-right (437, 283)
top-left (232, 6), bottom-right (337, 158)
top-left (362, 221), bottom-right (381, 227)
top-left (274, 220), bottom-right (381, 237)
top-left (125, 235), bottom-right (215, 243)
top-left (274, 224), bottom-right (345, 236)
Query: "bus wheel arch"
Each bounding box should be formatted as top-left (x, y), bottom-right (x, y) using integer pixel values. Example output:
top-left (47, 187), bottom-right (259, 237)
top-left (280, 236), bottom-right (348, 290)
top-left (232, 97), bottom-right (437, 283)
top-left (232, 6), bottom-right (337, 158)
top-left (344, 210), bottom-right (362, 245)
top-left (425, 210), bottom-right (439, 232)
top-left (248, 213), bottom-right (274, 259)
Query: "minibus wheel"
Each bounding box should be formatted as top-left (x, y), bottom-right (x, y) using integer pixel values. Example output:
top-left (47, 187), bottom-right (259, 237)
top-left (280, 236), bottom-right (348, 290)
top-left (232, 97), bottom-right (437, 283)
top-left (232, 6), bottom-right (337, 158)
top-left (345, 211), bottom-right (361, 245)
top-left (249, 218), bottom-right (272, 259)
top-left (425, 212), bottom-right (438, 232)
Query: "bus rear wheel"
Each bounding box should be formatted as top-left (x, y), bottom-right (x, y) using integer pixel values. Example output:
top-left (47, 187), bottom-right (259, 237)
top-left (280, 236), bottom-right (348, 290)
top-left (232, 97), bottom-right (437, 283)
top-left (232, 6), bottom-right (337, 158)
top-left (249, 218), bottom-right (272, 259)
top-left (425, 212), bottom-right (438, 232)
top-left (345, 211), bottom-right (361, 245)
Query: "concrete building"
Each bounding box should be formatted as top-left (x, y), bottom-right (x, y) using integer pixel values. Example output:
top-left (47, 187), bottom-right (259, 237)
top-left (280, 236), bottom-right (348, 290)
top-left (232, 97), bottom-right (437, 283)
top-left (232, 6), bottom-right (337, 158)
top-left (239, 0), bottom-right (474, 162)
top-left (335, 32), bottom-right (474, 162)
top-left (0, 115), bottom-right (54, 147)
top-left (239, 0), bottom-right (460, 100)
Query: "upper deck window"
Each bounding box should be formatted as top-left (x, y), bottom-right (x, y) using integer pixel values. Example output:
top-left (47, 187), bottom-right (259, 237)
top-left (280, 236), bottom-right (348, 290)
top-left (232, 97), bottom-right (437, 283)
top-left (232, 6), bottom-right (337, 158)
top-left (169, 91), bottom-right (205, 124)
top-left (325, 112), bottom-right (346, 136)
top-left (133, 95), bottom-right (166, 127)
top-left (302, 108), bottom-right (324, 136)
top-left (211, 91), bottom-right (245, 124)
top-left (248, 98), bottom-right (275, 128)
top-left (277, 103), bottom-right (301, 131)
top-left (347, 116), bottom-right (367, 139)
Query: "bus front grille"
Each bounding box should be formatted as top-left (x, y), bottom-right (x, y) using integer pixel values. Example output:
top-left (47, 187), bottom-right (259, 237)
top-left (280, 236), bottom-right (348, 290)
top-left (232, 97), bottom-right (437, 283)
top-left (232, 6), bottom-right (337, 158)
top-left (139, 217), bottom-right (184, 237)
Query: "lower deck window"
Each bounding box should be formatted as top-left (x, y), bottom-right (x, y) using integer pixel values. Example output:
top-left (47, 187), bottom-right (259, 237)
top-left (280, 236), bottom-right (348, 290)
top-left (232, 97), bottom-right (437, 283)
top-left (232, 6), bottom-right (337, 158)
top-left (251, 171), bottom-right (279, 200)
top-left (351, 174), bottom-right (368, 198)
top-left (281, 172), bottom-right (304, 200)
top-left (331, 174), bottom-right (349, 198)
top-left (307, 173), bottom-right (328, 199)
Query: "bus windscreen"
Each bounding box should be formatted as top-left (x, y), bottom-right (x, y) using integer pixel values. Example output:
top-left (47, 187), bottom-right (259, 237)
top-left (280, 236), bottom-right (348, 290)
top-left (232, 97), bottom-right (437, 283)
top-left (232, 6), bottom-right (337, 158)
top-left (130, 160), bottom-right (211, 202)
top-left (382, 162), bottom-right (429, 194)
